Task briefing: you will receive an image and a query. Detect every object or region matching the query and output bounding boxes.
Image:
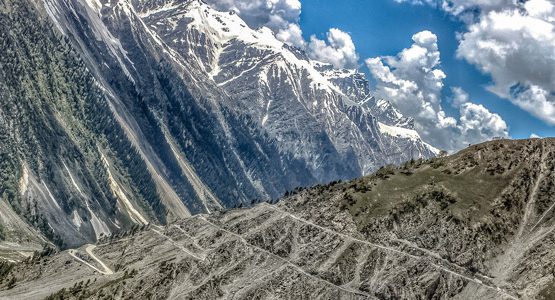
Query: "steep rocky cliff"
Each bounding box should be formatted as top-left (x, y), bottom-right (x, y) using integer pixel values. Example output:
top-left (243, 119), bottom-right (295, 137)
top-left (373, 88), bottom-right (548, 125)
top-left (2, 139), bottom-right (554, 299)
top-left (0, 0), bottom-right (164, 251)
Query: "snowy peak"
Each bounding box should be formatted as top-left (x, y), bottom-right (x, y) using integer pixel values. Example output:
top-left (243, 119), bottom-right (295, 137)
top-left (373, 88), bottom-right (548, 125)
top-left (134, 0), bottom-right (284, 50)
top-left (170, 0), bottom-right (282, 49)
top-left (135, 0), bottom-right (358, 97)
top-left (130, 0), bottom-right (438, 172)
top-left (312, 61), bottom-right (370, 101)
top-left (364, 97), bottom-right (415, 129)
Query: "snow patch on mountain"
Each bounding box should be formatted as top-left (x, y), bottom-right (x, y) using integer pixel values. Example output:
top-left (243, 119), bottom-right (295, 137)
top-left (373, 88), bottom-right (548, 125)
top-left (71, 211), bottom-right (83, 229)
top-left (378, 122), bottom-right (420, 141)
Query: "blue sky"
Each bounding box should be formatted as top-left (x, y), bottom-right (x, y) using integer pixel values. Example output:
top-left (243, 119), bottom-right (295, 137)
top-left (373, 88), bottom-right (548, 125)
top-left (299, 0), bottom-right (554, 139)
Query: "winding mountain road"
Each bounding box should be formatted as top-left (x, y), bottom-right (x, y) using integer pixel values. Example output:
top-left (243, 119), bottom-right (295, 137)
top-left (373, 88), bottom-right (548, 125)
top-left (68, 245), bottom-right (113, 275)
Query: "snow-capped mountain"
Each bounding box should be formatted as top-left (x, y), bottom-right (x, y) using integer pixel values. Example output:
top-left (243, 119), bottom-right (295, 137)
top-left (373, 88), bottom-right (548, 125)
top-left (0, 0), bottom-right (437, 249)
top-left (130, 0), bottom-right (438, 173)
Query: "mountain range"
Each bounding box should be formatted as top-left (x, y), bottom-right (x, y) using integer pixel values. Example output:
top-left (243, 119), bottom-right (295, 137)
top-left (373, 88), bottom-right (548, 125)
top-left (0, 0), bottom-right (436, 252)
top-left (2, 2), bottom-right (554, 298)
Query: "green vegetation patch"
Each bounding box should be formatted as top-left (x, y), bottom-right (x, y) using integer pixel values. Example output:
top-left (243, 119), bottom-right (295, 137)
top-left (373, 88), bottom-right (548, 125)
top-left (344, 151), bottom-right (521, 228)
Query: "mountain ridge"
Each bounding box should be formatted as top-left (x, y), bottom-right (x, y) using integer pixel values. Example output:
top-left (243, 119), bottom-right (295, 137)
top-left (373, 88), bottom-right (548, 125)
top-left (1, 0), bottom-right (437, 253)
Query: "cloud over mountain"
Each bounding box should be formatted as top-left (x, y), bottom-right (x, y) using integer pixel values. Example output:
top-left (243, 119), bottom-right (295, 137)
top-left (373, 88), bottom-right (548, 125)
top-left (307, 28), bottom-right (359, 69)
top-left (367, 31), bottom-right (508, 151)
top-left (204, 0), bottom-right (515, 151)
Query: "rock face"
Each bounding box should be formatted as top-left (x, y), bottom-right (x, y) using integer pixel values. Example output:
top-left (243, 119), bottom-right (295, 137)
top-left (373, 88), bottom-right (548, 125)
top-left (0, 0), bottom-right (437, 249)
top-left (125, 0), bottom-right (437, 178)
top-left (2, 138), bottom-right (555, 299)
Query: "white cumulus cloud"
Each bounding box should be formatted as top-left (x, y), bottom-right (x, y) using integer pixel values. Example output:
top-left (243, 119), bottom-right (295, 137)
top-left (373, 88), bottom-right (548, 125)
top-left (457, 0), bottom-right (555, 124)
top-left (307, 28), bottom-right (360, 69)
top-left (457, 93), bottom-right (509, 146)
top-left (394, 0), bottom-right (518, 17)
top-left (367, 31), bottom-right (508, 151)
top-left (396, 0), bottom-right (555, 126)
